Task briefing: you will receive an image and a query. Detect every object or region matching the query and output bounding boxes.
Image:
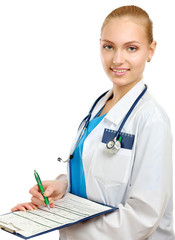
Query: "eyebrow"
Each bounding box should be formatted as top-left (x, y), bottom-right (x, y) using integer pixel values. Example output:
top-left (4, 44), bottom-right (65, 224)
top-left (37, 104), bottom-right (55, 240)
top-left (101, 39), bottom-right (141, 45)
top-left (101, 39), bottom-right (114, 44)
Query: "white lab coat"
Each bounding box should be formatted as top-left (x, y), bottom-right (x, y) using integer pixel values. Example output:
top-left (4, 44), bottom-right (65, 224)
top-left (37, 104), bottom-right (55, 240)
top-left (60, 80), bottom-right (174, 240)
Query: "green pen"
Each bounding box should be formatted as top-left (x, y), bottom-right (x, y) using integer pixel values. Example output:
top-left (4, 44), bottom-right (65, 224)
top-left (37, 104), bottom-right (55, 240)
top-left (34, 170), bottom-right (50, 210)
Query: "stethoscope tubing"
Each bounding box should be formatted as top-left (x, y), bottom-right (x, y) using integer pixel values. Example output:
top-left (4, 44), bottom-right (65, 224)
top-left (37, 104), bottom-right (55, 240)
top-left (78, 90), bottom-right (109, 131)
top-left (115, 84), bottom-right (147, 140)
top-left (58, 85), bottom-right (147, 162)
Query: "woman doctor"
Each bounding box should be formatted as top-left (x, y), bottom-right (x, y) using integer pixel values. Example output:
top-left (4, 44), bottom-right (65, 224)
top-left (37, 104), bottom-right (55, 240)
top-left (12, 5), bottom-right (174, 240)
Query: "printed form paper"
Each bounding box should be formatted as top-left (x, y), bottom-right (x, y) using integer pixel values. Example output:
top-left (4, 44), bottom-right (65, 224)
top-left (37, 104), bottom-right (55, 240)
top-left (0, 193), bottom-right (117, 239)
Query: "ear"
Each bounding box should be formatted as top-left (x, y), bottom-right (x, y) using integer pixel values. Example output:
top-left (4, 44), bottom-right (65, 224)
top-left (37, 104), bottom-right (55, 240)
top-left (147, 41), bottom-right (157, 61)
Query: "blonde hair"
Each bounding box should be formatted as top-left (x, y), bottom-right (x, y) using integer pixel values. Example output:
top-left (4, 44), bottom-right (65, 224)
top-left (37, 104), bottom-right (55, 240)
top-left (101, 5), bottom-right (153, 44)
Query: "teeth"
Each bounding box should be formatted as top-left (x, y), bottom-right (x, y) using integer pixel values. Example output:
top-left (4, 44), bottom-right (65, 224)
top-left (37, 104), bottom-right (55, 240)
top-left (112, 69), bottom-right (127, 73)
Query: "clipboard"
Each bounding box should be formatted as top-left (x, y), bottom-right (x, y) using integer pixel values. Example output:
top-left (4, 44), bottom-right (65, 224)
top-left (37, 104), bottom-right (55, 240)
top-left (0, 193), bottom-right (117, 239)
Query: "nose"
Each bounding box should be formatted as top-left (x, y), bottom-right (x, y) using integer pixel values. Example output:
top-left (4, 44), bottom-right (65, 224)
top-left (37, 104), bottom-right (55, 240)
top-left (113, 50), bottom-right (124, 65)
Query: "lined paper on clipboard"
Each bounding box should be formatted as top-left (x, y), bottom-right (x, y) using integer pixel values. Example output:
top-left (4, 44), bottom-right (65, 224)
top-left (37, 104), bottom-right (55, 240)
top-left (0, 193), bottom-right (117, 239)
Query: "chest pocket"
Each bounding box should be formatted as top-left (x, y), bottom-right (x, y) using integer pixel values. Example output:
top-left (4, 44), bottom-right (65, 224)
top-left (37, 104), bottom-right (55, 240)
top-left (102, 128), bottom-right (135, 150)
top-left (88, 129), bottom-right (135, 205)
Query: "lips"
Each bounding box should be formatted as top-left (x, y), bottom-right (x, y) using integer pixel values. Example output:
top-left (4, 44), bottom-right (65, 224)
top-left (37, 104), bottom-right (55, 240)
top-left (110, 67), bottom-right (130, 76)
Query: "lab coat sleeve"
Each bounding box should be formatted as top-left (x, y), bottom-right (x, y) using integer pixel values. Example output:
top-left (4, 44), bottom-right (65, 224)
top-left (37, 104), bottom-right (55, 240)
top-left (63, 119), bottom-right (173, 240)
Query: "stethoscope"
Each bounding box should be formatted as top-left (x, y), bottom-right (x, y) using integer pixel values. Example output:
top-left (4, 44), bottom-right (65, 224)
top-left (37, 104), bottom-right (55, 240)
top-left (57, 85), bottom-right (147, 163)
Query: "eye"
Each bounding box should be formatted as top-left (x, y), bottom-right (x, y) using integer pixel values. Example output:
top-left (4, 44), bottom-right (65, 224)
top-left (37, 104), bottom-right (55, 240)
top-left (128, 46), bottom-right (137, 52)
top-left (103, 45), bottom-right (113, 50)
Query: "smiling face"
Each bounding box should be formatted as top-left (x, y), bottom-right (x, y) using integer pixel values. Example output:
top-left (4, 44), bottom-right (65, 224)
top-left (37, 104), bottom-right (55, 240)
top-left (100, 16), bottom-right (156, 91)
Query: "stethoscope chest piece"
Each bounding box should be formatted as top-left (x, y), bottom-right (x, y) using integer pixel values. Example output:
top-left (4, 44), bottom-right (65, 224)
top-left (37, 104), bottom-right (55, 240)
top-left (106, 136), bottom-right (122, 154)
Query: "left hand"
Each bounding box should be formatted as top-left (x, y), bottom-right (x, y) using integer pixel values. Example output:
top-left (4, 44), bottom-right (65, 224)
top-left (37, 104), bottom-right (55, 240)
top-left (11, 202), bottom-right (38, 212)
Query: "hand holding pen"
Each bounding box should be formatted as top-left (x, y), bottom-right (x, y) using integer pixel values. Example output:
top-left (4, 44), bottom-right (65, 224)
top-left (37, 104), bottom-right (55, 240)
top-left (11, 174), bottom-right (68, 212)
top-left (31, 174), bottom-right (68, 207)
top-left (34, 170), bottom-right (51, 210)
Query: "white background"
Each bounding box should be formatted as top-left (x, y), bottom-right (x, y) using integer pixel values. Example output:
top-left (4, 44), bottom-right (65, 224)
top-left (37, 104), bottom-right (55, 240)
top-left (0, 0), bottom-right (174, 239)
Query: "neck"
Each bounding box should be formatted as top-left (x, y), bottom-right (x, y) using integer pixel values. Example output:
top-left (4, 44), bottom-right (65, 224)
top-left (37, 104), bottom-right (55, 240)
top-left (112, 85), bottom-right (130, 104)
top-left (112, 79), bottom-right (142, 104)
top-left (98, 79), bottom-right (142, 117)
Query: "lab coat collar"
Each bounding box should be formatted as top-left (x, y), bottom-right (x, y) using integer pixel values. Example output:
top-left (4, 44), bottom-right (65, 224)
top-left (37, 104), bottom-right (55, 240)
top-left (104, 80), bottom-right (145, 126)
top-left (90, 89), bottom-right (113, 119)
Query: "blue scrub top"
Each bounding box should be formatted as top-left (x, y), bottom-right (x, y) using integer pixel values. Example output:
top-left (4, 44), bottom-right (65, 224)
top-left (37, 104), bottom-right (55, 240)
top-left (70, 113), bottom-right (106, 199)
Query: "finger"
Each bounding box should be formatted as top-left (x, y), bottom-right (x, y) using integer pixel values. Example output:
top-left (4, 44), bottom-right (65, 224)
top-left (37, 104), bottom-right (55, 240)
top-left (11, 202), bottom-right (38, 212)
top-left (29, 184), bottom-right (43, 200)
top-left (48, 197), bottom-right (55, 208)
top-left (11, 207), bottom-right (19, 212)
top-left (48, 197), bottom-right (54, 204)
top-left (44, 188), bottom-right (54, 198)
top-left (12, 204), bottom-right (26, 212)
top-left (31, 196), bottom-right (46, 206)
top-left (29, 203), bottom-right (38, 210)
top-left (22, 203), bottom-right (38, 211)
top-left (52, 192), bottom-right (65, 201)
top-left (50, 202), bottom-right (55, 208)
top-left (44, 182), bottom-right (59, 197)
